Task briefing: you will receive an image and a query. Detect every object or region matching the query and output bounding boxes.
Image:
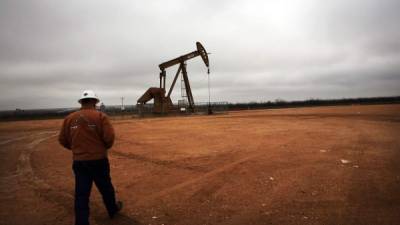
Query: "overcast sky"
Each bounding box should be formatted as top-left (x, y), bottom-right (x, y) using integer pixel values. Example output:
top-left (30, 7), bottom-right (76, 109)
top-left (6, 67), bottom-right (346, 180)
top-left (0, 0), bottom-right (399, 110)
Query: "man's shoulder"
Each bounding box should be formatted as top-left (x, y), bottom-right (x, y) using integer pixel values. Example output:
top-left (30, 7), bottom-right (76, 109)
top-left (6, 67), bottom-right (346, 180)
top-left (81, 109), bottom-right (107, 121)
top-left (88, 109), bottom-right (106, 117)
top-left (65, 109), bottom-right (108, 122)
top-left (65, 110), bottom-right (80, 119)
top-left (64, 110), bottom-right (90, 121)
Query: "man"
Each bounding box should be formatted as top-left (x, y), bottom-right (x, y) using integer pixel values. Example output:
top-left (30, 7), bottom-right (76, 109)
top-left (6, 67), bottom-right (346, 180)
top-left (59, 90), bottom-right (122, 225)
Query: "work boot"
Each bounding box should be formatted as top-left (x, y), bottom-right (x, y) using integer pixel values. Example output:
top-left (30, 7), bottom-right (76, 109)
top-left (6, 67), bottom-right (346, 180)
top-left (110, 201), bottom-right (123, 219)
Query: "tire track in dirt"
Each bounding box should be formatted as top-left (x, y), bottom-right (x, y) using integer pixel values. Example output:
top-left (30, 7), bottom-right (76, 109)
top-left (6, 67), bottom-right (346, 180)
top-left (16, 132), bottom-right (77, 221)
top-left (341, 121), bottom-right (400, 224)
top-left (111, 148), bottom-right (209, 172)
top-left (134, 137), bottom-right (296, 207)
top-left (0, 136), bottom-right (27, 146)
top-left (0, 131), bottom-right (73, 224)
top-left (0, 131), bottom-right (55, 146)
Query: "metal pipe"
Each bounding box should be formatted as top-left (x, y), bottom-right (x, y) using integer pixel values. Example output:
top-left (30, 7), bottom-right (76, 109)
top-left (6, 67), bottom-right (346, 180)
top-left (167, 64), bottom-right (182, 98)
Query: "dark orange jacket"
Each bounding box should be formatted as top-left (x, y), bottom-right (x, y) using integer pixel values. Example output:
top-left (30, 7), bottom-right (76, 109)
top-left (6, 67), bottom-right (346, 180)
top-left (58, 108), bottom-right (115, 161)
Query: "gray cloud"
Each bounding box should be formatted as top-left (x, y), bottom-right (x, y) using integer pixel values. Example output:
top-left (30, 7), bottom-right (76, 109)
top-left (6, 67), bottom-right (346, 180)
top-left (0, 0), bottom-right (399, 110)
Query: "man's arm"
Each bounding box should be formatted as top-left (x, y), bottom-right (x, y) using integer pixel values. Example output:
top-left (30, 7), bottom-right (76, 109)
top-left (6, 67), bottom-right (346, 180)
top-left (58, 119), bottom-right (71, 150)
top-left (101, 113), bottom-right (115, 149)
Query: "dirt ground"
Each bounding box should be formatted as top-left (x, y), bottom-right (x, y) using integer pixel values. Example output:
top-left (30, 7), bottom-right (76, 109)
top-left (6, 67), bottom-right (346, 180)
top-left (0, 104), bottom-right (399, 225)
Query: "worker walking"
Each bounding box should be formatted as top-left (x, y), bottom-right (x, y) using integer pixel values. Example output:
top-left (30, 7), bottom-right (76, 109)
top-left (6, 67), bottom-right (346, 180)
top-left (59, 90), bottom-right (122, 225)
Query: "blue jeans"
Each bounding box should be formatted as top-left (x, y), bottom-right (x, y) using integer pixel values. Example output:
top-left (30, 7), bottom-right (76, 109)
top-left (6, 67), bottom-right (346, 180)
top-left (73, 158), bottom-right (118, 225)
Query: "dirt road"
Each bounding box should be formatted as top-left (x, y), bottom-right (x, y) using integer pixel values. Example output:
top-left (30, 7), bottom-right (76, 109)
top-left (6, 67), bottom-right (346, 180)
top-left (1, 104), bottom-right (399, 225)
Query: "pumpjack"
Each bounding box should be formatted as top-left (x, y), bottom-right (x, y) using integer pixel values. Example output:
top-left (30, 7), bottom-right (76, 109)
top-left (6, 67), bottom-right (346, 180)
top-left (137, 42), bottom-right (209, 114)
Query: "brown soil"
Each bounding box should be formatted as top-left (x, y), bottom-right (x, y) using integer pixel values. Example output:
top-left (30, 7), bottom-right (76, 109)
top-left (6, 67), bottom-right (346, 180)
top-left (0, 104), bottom-right (399, 225)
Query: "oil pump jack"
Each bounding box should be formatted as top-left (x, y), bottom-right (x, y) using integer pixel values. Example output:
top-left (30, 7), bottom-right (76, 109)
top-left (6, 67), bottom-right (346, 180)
top-left (137, 42), bottom-right (209, 114)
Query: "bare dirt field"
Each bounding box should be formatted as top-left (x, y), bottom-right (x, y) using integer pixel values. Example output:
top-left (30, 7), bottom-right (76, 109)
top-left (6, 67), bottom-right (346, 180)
top-left (0, 104), bottom-right (400, 225)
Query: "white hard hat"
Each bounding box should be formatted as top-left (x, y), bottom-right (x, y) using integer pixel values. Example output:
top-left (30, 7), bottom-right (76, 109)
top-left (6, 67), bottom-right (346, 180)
top-left (78, 90), bottom-right (100, 103)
